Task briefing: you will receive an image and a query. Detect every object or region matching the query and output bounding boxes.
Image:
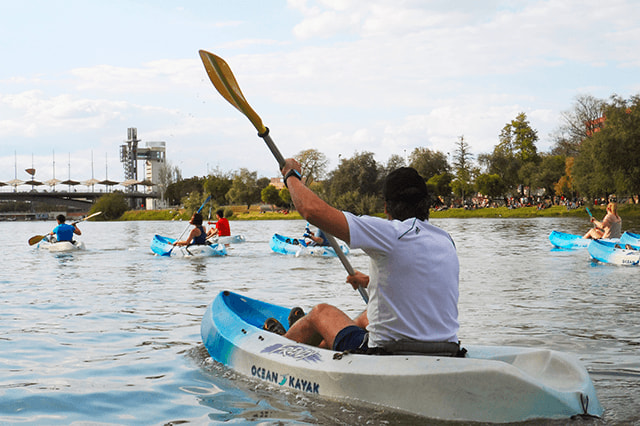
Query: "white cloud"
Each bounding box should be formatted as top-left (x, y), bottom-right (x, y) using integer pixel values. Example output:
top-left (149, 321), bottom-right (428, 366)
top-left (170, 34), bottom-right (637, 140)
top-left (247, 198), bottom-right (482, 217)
top-left (2, 0), bottom-right (640, 183)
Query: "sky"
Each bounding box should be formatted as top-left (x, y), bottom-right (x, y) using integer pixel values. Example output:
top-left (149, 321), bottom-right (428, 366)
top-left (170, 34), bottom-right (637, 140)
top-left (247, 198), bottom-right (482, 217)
top-left (1, 0), bottom-right (639, 187)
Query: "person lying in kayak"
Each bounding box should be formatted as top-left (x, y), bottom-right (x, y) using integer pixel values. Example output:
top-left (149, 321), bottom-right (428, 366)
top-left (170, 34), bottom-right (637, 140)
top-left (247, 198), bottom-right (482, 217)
top-left (583, 202), bottom-right (622, 239)
top-left (265, 160), bottom-right (461, 356)
top-left (49, 214), bottom-right (82, 242)
top-left (173, 213), bottom-right (208, 246)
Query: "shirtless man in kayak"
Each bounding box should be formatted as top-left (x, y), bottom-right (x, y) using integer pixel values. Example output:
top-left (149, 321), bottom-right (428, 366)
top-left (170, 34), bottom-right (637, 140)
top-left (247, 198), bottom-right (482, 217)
top-left (265, 160), bottom-right (461, 356)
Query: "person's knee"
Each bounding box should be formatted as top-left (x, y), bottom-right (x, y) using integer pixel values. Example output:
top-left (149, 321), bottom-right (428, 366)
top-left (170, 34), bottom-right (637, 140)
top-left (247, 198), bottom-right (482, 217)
top-left (309, 303), bottom-right (334, 317)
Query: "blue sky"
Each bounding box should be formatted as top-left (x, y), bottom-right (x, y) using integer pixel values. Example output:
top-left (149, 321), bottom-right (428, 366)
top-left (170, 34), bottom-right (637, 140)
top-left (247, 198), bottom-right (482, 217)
top-left (1, 0), bottom-right (639, 186)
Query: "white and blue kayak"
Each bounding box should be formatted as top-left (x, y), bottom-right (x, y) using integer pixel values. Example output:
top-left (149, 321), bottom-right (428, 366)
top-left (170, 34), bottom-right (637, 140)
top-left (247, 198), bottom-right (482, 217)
top-left (269, 233), bottom-right (349, 257)
top-left (201, 291), bottom-right (603, 423)
top-left (587, 239), bottom-right (640, 266)
top-left (37, 237), bottom-right (85, 252)
top-left (548, 230), bottom-right (618, 249)
top-left (208, 234), bottom-right (246, 245)
top-left (620, 231), bottom-right (640, 246)
top-left (150, 234), bottom-right (226, 257)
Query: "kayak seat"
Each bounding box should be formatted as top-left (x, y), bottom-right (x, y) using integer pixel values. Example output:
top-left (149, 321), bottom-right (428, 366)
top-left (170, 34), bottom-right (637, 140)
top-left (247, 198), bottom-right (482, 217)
top-left (375, 341), bottom-right (467, 357)
top-left (263, 318), bottom-right (286, 335)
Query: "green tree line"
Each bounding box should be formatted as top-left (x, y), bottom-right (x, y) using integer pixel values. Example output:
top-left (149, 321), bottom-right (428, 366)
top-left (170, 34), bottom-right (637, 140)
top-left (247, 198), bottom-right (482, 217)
top-left (111, 93), bottom-right (639, 217)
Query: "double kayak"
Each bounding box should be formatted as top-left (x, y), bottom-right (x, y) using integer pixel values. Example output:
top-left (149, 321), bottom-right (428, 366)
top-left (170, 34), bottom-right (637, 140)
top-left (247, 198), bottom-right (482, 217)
top-left (269, 233), bottom-right (349, 257)
top-left (587, 239), bottom-right (640, 266)
top-left (548, 230), bottom-right (618, 249)
top-left (150, 234), bottom-right (226, 257)
top-left (37, 238), bottom-right (86, 252)
top-left (201, 291), bottom-right (603, 423)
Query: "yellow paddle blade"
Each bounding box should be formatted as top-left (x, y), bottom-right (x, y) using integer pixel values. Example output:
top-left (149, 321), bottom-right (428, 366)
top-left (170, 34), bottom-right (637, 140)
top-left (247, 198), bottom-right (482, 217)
top-left (28, 235), bottom-right (46, 246)
top-left (199, 50), bottom-right (267, 134)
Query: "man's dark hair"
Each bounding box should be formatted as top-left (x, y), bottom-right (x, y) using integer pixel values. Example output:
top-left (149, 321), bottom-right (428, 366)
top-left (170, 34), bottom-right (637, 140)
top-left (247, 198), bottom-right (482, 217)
top-left (56, 214), bottom-right (66, 223)
top-left (382, 167), bottom-right (430, 221)
top-left (191, 213), bottom-right (203, 226)
top-left (216, 209), bottom-right (224, 218)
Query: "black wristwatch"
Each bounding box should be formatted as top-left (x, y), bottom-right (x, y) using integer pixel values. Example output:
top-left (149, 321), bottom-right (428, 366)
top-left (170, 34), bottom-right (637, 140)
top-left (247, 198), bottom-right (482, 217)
top-left (283, 169), bottom-right (302, 188)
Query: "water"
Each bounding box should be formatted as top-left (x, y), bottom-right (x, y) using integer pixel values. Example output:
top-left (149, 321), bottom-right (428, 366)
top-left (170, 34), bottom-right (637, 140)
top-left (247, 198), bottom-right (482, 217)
top-left (1, 217), bottom-right (638, 425)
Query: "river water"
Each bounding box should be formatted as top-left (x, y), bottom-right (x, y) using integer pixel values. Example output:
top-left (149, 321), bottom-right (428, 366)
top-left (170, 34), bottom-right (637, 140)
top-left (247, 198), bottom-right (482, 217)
top-left (1, 217), bottom-right (638, 425)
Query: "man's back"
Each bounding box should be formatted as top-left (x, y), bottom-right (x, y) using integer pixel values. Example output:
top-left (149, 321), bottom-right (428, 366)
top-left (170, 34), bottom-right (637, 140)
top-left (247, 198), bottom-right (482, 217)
top-left (345, 213), bottom-right (459, 347)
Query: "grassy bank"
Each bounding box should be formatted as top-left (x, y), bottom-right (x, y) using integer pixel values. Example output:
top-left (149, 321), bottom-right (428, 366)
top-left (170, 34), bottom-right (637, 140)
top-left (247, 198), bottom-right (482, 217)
top-left (119, 204), bottom-right (640, 221)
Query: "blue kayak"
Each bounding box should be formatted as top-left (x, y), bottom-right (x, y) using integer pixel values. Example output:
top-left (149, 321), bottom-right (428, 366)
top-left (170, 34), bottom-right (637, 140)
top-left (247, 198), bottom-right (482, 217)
top-left (620, 231), bottom-right (640, 246)
top-left (548, 230), bottom-right (618, 249)
top-left (201, 290), bottom-right (603, 423)
top-left (150, 234), bottom-right (227, 257)
top-left (269, 233), bottom-right (349, 257)
top-left (587, 239), bottom-right (640, 266)
top-left (548, 231), bottom-right (590, 249)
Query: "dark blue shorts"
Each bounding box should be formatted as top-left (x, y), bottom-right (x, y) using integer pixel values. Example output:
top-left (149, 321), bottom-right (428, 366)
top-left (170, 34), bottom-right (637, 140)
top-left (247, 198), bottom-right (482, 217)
top-left (333, 325), bottom-right (369, 352)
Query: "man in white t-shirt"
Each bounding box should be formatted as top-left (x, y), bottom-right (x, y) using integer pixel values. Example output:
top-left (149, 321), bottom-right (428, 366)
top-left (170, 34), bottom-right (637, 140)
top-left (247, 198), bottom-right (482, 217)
top-left (270, 159), bottom-right (460, 355)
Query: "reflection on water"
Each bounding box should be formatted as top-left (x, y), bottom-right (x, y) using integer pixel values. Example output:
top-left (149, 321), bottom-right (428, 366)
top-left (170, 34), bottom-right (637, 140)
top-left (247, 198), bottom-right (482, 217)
top-left (0, 217), bottom-right (637, 424)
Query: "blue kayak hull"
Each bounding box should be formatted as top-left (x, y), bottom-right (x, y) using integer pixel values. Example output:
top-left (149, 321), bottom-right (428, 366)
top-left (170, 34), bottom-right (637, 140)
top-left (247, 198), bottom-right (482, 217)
top-left (201, 291), bottom-right (603, 423)
top-left (549, 230), bottom-right (618, 249)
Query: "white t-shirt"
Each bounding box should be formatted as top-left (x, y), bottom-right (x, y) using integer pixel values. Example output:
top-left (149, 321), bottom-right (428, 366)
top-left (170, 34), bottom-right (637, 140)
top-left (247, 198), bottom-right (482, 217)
top-left (344, 212), bottom-right (459, 347)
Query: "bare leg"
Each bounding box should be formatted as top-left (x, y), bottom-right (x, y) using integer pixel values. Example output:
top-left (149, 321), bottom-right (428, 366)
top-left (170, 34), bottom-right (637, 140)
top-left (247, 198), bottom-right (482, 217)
top-left (284, 303), bottom-right (355, 349)
top-left (583, 228), bottom-right (603, 239)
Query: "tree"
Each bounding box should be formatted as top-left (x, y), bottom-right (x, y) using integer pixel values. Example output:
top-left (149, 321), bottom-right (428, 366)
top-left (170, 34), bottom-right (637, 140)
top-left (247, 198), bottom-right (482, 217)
top-left (552, 94), bottom-right (605, 156)
top-left (157, 161), bottom-right (181, 206)
top-left (451, 136), bottom-right (474, 201)
top-left (498, 112), bottom-right (539, 163)
top-left (91, 191), bottom-right (129, 220)
top-left (279, 187), bottom-right (292, 208)
top-left (165, 177), bottom-right (205, 206)
top-left (227, 168), bottom-right (260, 209)
top-left (325, 151), bottom-right (381, 211)
top-left (296, 149), bottom-right (328, 185)
top-left (261, 185), bottom-right (283, 207)
top-left (573, 94), bottom-right (640, 199)
top-left (426, 173), bottom-right (453, 204)
top-left (181, 191), bottom-right (211, 215)
top-left (554, 157), bottom-right (575, 198)
top-left (475, 173), bottom-right (506, 200)
top-left (530, 154), bottom-right (566, 197)
top-left (204, 167), bottom-right (233, 205)
top-left (384, 154), bottom-right (406, 176)
top-left (409, 147), bottom-right (449, 180)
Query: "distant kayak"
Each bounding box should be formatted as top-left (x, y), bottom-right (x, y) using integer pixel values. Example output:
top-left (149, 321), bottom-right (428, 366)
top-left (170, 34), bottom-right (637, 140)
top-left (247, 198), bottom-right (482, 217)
top-left (548, 230), bottom-right (618, 249)
top-left (208, 234), bottom-right (246, 245)
top-left (620, 231), bottom-right (640, 246)
top-left (150, 234), bottom-right (226, 257)
top-left (201, 290), bottom-right (603, 423)
top-left (37, 237), bottom-right (85, 252)
top-left (269, 233), bottom-right (349, 257)
top-left (588, 239), bottom-right (640, 266)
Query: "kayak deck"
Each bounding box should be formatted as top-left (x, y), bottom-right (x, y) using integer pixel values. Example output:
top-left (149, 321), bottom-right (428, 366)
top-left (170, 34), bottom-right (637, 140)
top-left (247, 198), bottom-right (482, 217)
top-left (201, 291), bottom-right (603, 423)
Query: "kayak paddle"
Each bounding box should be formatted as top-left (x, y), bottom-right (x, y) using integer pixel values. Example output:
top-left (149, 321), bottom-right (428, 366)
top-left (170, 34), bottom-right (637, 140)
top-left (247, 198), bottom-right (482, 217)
top-left (162, 195), bottom-right (211, 256)
top-left (28, 211), bottom-right (102, 246)
top-left (199, 50), bottom-right (368, 303)
top-left (28, 234), bottom-right (48, 246)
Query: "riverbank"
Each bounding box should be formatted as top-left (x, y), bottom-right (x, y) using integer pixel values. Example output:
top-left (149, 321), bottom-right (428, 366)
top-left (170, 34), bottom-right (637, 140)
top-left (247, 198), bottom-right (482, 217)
top-left (119, 204), bottom-right (640, 221)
